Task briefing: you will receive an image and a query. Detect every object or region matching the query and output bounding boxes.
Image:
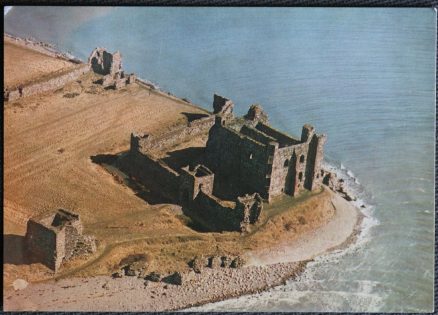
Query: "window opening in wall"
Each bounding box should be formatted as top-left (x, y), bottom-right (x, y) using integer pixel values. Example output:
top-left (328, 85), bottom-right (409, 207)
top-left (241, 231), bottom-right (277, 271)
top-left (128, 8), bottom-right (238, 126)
top-left (284, 159), bottom-right (289, 167)
top-left (300, 155), bottom-right (305, 163)
top-left (299, 172), bottom-right (303, 181)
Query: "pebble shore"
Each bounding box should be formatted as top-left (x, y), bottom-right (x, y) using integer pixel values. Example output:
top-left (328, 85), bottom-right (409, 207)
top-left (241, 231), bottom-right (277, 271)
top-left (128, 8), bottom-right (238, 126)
top-left (4, 261), bottom-right (308, 311)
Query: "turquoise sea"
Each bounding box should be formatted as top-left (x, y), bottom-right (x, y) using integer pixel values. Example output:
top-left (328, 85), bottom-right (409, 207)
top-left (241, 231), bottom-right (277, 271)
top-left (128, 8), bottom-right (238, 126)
top-left (5, 7), bottom-right (436, 312)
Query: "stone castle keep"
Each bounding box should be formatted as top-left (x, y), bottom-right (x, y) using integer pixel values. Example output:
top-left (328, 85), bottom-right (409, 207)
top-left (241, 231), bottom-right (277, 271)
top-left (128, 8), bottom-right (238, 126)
top-left (123, 94), bottom-right (328, 232)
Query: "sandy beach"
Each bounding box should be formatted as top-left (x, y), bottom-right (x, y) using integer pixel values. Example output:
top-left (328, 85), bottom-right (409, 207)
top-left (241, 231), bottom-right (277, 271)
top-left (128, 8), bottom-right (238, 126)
top-left (247, 191), bottom-right (361, 266)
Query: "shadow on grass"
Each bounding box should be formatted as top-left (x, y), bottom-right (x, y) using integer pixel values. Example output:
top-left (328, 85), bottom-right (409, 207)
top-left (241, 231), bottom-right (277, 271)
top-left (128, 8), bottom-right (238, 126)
top-left (90, 153), bottom-right (170, 205)
top-left (162, 147), bottom-right (205, 172)
top-left (181, 112), bottom-right (210, 123)
top-left (4, 234), bottom-right (32, 265)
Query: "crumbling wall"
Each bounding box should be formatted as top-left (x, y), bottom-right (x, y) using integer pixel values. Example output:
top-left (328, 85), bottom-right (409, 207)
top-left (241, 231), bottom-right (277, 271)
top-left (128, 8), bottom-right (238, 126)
top-left (6, 64), bottom-right (89, 102)
top-left (192, 191), bottom-right (241, 231)
top-left (212, 94), bottom-right (234, 117)
top-left (255, 123), bottom-right (300, 147)
top-left (88, 48), bottom-right (122, 76)
top-left (235, 193), bottom-right (263, 232)
top-left (205, 120), bottom-right (272, 199)
top-left (269, 143), bottom-right (308, 197)
top-left (25, 209), bottom-right (96, 272)
top-left (244, 104), bottom-right (269, 124)
top-left (25, 218), bottom-right (64, 271)
top-left (134, 116), bottom-right (214, 153)
top-left (121, 150), bottom-right (180, 202)
top-left (240, 125), bottom-right (276, 145)
top-left (305, 134), bottom-right (326, 191)
top-left (179, 165), bottom-right (214, 205)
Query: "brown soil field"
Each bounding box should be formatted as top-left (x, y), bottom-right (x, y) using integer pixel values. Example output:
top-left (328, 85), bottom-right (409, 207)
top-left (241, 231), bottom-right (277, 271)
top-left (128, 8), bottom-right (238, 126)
top-left (4, 36), bottom-right (77, 89)
top-left (3, 40), bottom-right (213, 286)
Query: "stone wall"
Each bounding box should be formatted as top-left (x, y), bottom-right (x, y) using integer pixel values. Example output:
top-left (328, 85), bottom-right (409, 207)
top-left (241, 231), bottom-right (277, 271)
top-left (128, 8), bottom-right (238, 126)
top-left (88, 48), bottom-right (122, 76)
top-left (255, 123), bottom-right (300, 147)
top-left (191, 191), bottom-right (263, 233)
top-left (205, 115), bottom-right (326, 201)
top-left (240, 125), bottom-right (276, 145)
top-left (212, 94), bottom-right (234, 117)
top-left (25, 209), bottom-right (96, 272)
top-left (192, 191), bottom-right (241, 231)
top-left (126, 94), bottom-right (327, 232)
top-left (5, 64), bottom-right (89, 102)
top-left (179, 165), bottom-right (215, 205)
top-left (134, 116), bottom-right (215, 154)
top-left (25, 217), bottom-right (64, 271)
top-left (235, 193), bottom-right (263, 231)
top-left (205, 120), bottom-right (275, 199)
top-left (121, 150), bottom-right (180, 202)
top-left (270, 142), bottom-right (308, 197)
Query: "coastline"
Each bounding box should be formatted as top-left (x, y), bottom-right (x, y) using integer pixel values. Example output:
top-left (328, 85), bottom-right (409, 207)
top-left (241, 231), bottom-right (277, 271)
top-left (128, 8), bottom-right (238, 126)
top-left (4, 189), bottom-right (363, 312)
top-left (4, 34), bottom-right (366, 312)
top-left (4, 33), bottom-right (83, 64)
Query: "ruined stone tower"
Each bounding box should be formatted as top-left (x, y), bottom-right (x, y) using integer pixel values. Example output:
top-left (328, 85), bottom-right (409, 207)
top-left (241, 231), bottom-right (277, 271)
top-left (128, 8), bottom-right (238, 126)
top-left (204, 100), bottom-right (326, 202)
top-left (25, 209), bottom-right (96, 271)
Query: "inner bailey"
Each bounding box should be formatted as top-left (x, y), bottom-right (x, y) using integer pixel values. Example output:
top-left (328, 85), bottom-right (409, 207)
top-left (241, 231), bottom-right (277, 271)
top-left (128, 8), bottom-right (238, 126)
top-left (25, 209), bottom-right (96, 272)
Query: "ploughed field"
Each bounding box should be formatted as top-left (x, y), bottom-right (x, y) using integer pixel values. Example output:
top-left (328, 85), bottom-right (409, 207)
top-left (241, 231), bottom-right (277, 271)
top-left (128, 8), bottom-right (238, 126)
top-left (4, 42), bottom-right (337, 289)
top-left (4, 37), bottom-right (77, 89)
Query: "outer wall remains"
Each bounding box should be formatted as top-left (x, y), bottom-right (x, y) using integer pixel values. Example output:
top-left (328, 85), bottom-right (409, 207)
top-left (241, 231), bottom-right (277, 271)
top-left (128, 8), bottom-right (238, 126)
top-left (5, 64), bottom-right (89, 102)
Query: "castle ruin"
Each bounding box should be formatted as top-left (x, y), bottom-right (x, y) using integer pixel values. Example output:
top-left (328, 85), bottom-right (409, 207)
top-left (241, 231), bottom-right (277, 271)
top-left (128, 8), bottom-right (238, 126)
top-left (88, 47), bottom-right (136, 90)
top-left (205, 98), bottom-right (326, 201)
top-left (122, 94), bottom-right (329, 232)
top-left (25, 209), bottom-right (96, 272)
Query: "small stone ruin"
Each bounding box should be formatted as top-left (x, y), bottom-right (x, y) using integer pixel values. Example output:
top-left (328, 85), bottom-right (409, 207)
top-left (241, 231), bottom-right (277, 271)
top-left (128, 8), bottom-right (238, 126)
top-left (25, 209), bottom-right (96, 272)
top-left (88, 47), bottom-right (136, 90)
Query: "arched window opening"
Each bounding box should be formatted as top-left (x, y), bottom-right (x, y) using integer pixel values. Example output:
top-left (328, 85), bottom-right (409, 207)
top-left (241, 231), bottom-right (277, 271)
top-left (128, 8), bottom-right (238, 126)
top-left (298, 172), bottom-right (303, 181)
top-left (284, 159), bottom-right (289, 167)
top-left (300, 155), bottom-right (305, 163)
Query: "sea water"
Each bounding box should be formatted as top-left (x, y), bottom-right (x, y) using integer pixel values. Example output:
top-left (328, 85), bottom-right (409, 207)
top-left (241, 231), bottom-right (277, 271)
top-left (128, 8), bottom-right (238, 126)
top-left (5, 7), bottom-right (435, 312)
